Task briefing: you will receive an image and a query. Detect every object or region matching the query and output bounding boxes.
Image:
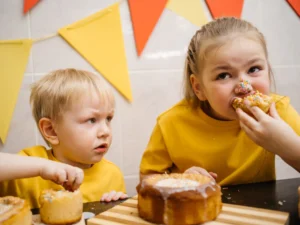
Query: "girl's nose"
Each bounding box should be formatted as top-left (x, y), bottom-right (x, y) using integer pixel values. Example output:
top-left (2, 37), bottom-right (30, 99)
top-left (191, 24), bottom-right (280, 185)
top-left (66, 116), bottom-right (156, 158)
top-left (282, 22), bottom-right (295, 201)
top-left (235, 79), bottom-right (253, 94)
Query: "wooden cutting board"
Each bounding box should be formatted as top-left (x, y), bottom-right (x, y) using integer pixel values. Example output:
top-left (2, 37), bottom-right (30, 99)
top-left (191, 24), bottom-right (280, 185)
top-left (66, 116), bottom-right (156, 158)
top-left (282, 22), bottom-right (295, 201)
top-left (32, 214), bottom-right (85, 225)
top-left (87, 195), bottom-right (289, 225)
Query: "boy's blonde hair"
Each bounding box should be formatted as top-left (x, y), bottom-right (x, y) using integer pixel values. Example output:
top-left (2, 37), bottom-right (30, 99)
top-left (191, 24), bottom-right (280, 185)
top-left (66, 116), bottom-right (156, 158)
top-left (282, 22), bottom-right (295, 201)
top-left (30, 68), bottom-right (115, 144)
top-left (184, 17), bottom-right (274, 107)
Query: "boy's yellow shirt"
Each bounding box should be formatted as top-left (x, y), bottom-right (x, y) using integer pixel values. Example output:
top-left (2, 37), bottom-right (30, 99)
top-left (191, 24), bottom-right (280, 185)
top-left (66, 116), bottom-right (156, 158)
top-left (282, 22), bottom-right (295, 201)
top-left (0, 146), bottom-right (126, 209)
top-left (140, 94), bottom-right (300, 186)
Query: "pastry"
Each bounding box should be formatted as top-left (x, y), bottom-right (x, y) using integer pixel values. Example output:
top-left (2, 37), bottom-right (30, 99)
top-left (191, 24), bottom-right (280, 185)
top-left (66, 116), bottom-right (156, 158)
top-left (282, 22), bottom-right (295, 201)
top-left (137, 173), bottom-right (222, 225)
top-left (232, 90), bottom-right (273, 114)
top-left (39, 189), bottom-right (83, 225)
top-left (0, 196), bottom-right (32, 225)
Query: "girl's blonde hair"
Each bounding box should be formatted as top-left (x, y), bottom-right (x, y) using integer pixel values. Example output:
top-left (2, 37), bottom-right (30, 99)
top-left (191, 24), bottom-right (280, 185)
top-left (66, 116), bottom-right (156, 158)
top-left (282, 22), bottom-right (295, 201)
top-left (184, 17), bottom-right (273, 107)
top-left (30, 68), bottom-right (115, 144)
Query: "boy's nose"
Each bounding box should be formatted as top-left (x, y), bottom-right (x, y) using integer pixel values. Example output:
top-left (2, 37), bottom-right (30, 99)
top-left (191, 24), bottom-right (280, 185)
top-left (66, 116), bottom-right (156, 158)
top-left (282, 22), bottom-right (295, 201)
top-left (97, 123), bottom-right (110, 138)
top-left (235, 79), bottom-right (253, 94)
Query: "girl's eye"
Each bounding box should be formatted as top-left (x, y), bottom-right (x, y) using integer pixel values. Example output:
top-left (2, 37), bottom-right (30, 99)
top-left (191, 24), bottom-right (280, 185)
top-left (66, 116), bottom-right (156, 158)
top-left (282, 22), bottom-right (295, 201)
top-left (88, 118), bottom-right (96, 124)
top-left (217, 73), bottom-right (230, 80)
top-left (248, 66), bottom-right (260, 73)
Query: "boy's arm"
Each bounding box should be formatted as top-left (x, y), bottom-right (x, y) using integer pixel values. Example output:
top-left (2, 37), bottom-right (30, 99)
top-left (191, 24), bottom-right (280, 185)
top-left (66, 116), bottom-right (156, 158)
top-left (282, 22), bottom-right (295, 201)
top-left (0, 152), bottom-right (83, 190)
top-left (0, 153), bottom-right (47, 181)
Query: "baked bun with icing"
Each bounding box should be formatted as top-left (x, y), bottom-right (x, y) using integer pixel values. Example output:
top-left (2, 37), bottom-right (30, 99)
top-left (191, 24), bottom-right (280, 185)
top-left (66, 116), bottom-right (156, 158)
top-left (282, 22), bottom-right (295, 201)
top-left (232, 91), bottom-right (273, 114)
top-left (0, 196), bottom-right (32, 225)
top-left (137, 173), bottom-right (222, 225)
top-left (39, 189), bottom-right (82, 225)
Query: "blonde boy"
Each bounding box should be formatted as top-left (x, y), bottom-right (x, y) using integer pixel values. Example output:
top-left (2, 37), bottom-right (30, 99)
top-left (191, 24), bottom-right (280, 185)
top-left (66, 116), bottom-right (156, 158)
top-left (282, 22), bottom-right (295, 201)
top-left (0, 69), bottom-right (127, 208)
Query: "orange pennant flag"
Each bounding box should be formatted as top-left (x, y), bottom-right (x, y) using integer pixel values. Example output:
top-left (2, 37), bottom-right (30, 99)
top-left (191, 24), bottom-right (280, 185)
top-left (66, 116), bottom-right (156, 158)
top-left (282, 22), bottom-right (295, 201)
top-left (23, 0), bottom-right (40, 14)
top-left (128, 0), bottom-right (168, 56)
top-left (205, 0), bottom-right (244, 19)
top-left (59, 3), bottom-right (132, 102)
top-left (287, 0), bottom-right (300, 16)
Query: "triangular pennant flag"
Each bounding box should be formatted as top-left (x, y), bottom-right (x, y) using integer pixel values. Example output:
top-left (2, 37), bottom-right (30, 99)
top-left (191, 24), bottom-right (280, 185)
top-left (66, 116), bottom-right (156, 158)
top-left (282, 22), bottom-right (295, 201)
top-left (23, 0), bottom-right (40, 14)
top-left (0, 39), bottom-right (32, 143)
top-left (167, 0), bottom-right (207, 27)
top-left (128, 0), bottom-right (168, 56)
top-left (205, 0), bottom-right (244, 19)
top-left (287, 0), bottom-right (300, 17)
top-left (59, 3), bottom-right (132, 102)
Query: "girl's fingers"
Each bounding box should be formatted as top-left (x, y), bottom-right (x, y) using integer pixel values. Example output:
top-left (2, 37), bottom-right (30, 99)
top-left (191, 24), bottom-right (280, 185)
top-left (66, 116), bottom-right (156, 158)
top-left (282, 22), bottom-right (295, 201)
top-left (248, 106), bottom-right (267, 122)
top-left (209, 172), bottom-right (218, 179)
top-left (269, 103), bottom-right (280, 120)
top-left (236, 108), bottom-right (258, 129)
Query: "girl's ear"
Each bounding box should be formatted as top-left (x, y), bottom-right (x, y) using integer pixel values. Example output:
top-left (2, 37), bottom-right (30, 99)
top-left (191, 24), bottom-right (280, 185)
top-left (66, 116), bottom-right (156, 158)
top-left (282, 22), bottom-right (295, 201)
top-left (190, 74), bottom-right (207, 101)
top-left (38, 118), bottom-right (59, 145)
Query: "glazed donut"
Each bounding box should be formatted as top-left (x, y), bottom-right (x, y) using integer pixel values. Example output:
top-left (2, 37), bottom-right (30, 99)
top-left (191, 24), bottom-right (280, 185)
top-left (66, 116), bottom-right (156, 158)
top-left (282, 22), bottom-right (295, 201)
top-left (137, 173), bottom-right (222, 225)
top-left (232, 91), bottom-right (273, 113)
top-left (0, 196), bottom-right (32, 225)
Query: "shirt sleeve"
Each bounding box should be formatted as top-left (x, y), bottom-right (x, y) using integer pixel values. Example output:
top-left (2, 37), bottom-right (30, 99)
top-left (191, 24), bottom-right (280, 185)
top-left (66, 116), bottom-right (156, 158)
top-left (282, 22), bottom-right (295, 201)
top-left (276, 96), bottom-right (300, 135)
top-left (140, 121), bottom-right (173, 175)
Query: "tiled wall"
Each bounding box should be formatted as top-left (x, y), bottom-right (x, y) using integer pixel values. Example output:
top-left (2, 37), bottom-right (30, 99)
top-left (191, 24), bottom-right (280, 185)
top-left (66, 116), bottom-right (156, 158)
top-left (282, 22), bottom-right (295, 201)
top-left (1, 0), bottom-right (300, 196)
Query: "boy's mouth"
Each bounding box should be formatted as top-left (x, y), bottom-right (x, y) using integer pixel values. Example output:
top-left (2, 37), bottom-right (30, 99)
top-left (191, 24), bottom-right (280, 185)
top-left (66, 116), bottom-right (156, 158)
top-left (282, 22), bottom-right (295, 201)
top-left (94, 143), bottom-right (108, 153)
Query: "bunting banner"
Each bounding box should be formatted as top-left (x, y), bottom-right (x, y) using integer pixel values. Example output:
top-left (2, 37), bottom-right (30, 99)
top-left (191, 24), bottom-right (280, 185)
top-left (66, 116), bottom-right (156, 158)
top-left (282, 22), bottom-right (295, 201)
top-left (0, 39), bottom-right (32, 143)
top-left (128, 0), bottom-right (168, 56)
top-left (59, 3), bottom-right (133, 102)
top-left (287, 0), bottom-right (300, 17)
top-left (167, 0), bottom-right (207, 27)
top-left (205, 0), bottom-right (244, 19)
top-left (23, 0), bottom-right (40, 14)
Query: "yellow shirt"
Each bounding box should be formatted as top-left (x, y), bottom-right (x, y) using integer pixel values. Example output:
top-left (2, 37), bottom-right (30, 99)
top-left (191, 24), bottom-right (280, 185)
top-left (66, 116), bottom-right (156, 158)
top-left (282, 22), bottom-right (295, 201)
top-left (140, 94), bottom-right (300, 186)
top-left (0, 146), bottom-right (126, 208)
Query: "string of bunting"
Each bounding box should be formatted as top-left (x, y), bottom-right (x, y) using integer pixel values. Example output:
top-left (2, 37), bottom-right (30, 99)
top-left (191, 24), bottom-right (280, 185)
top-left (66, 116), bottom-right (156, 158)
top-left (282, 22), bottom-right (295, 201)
top-left (1, 0), bottom-right (299, 144)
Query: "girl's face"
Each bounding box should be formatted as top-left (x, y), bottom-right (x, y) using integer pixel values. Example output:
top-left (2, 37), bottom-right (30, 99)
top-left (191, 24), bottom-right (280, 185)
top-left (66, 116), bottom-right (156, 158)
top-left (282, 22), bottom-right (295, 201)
top-left (192, 36), bottom-right (270, 120)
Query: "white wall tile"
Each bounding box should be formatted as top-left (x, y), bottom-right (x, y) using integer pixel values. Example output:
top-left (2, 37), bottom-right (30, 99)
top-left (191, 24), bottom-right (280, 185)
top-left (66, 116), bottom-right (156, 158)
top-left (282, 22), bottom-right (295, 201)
top-left (261, 0), bottom-right (300, 66)
top-left (124, 175), bottom-right (139, 197)
top-left (275, 156), bottom-right (300, 180)
top-left (273, 67), bottom-right (300, 113)
top-left (119, 71), bottom-right (182, 176)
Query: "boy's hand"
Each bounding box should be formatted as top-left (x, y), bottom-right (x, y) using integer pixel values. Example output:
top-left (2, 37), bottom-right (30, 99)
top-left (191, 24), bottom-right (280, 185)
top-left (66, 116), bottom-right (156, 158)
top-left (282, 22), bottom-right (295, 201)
top-left (184, 166), bottom-right (217, 181)
top-left (100, 191), bottom-right (128, 202)
top-left (39, 161), bottom-right (84, 191)
top-left (236, 103), bottom-right (298, 155)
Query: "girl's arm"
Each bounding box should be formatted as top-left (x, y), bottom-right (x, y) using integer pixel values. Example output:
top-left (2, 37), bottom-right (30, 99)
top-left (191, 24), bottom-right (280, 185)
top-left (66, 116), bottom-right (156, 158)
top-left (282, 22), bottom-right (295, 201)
top-left (237, 103), bottom-right (300, 172)
top-left (0, 152), bottom-right (84, 190)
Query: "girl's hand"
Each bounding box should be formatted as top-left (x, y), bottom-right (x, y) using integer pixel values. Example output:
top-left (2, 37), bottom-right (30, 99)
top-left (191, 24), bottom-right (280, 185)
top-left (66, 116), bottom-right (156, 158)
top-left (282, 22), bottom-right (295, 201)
top-left (236, 103), bottom-right (299, 155)
top-left (184, 166), bottom-right (217, 181)
top-left (40, 161), bottom-right (84, 191)
top-left (100, 191), bottom-right (128, 202)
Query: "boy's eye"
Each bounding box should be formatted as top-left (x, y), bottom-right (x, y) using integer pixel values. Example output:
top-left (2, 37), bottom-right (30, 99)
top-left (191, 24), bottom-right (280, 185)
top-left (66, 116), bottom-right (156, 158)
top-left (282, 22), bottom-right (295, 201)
top-left (248, 66), bottom-right (260, 73)
top-left (106, 116), bottom-right (113, 122)
top-left (217, 73), bottom-right (230, 80)
top-left (88, 118), bottom-right (96, 124)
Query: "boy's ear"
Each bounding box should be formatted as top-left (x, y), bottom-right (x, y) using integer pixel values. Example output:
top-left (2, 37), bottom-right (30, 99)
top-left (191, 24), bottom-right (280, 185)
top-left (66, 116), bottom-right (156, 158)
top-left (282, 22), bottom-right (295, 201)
top-left (190, 74), bottom-right (207, 101)
top-left (38, 118), bottom-right (59, 145)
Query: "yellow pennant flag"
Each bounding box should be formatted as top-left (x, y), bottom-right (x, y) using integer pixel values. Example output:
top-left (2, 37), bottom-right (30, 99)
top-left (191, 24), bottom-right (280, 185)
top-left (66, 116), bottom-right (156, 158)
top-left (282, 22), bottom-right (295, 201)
top-left (0, 39), bottom-right (32, 143)
top-left (167, 0), bottom-right (207, 27)
top-left (59, 3), bottom-right (132, 101)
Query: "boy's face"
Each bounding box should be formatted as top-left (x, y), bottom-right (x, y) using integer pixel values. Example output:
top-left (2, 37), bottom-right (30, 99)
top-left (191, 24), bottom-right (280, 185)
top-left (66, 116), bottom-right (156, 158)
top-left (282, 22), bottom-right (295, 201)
top-left (53, 91), bottom-right (114, 169)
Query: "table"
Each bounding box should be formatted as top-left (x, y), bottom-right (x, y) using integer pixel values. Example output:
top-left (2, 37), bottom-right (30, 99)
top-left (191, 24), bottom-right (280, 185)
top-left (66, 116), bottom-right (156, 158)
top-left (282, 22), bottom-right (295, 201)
top-left (82, 178), bottom-right (300, 225)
